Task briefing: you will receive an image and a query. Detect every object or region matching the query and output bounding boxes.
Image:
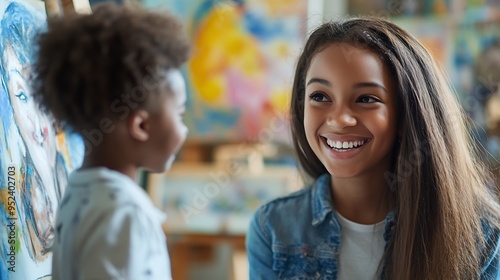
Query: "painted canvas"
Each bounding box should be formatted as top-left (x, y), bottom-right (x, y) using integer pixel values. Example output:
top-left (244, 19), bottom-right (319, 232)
top-left (0, 0), bottom-right (84, 279)
top-left (142, 0), bottom-right (308, 142)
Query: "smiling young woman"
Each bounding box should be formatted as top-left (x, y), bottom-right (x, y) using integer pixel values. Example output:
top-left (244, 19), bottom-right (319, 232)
top-left (246, 17), bottom-right (500, 280)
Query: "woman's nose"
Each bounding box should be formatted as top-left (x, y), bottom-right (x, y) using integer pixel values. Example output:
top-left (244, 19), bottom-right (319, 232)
top-left (326, 107), bottom-right (357, 130)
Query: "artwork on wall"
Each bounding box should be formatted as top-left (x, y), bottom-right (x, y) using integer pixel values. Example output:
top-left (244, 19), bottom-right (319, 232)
top-left (142, 0), bottom-right (308, 142)
top-left (451, 8), bottom-right (500, 161)
top-left (348, 0), bottom-right (498, 17)
top-left (451, 7), bottom-right (499, 99)
top-left (392, 5), bottom-right (499, 100)
top-left (393, 4), bottom-right (500, 160)
top-left (392, 17), bottom-right (452, 69)
top-left (0, 0), bottom-right (83, 279)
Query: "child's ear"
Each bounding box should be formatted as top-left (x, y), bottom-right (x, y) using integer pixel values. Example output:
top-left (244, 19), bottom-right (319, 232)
top-left (128, 110), bottom-right (150, 142)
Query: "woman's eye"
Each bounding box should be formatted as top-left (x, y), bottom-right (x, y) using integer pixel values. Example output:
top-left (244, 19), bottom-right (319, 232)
top-left (358, 96), bottom-right (379, 103)
top-left (15, 91), bottom-right (28, 103)
top-left (309, 92), bottom-right (328, 102)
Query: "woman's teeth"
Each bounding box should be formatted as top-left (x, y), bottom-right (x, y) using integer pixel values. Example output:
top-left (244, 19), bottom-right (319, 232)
top-left (326, 139), bottom-right (366, 151)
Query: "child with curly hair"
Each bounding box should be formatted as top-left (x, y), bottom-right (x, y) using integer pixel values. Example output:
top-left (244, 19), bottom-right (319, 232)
top-left (32, 4), bottom-right (190, 279)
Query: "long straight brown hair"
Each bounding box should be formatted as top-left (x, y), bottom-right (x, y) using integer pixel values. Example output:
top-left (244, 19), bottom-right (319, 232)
top-left (290, 17), bottom-right (500, 279)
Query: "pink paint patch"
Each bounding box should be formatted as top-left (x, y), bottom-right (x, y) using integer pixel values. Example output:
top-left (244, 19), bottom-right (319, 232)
top-left (226, 69), bottom-right (268, 108)
top-left (226, 70), bottom-right (268, 138)
top-left (241, 113), bottom-right (262, 139)
top-left (42, 127), bottom-right (49, 144)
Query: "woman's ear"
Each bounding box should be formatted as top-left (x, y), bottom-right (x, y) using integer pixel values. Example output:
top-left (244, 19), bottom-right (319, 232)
top-left (128, 110), bottom-right (150, 142)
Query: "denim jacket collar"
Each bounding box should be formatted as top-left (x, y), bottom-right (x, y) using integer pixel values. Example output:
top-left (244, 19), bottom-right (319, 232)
top-left (310, 173), bottom-right (397, 242)
top-left (311, 174), bottom-right (335, 226)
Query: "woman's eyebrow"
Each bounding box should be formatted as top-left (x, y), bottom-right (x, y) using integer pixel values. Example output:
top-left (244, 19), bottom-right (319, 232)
top-left (306, 79), bottom-right (387, 94)
top-left (353, 82), bottom-right (387, 92)
top-left (306, 78), bottom-right (331, 87)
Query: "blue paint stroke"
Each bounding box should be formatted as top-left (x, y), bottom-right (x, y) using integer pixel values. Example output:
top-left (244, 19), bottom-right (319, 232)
top-left (0, 85), bottom-right (13, 139)
top-left (192, 0), bottom-right (219, 29)
top-left (64, 130), bottom-right (85, 170)
top-left (243, 11), bottom-right (286, 41)
top-left (192, 106), bottom-right (240, 135)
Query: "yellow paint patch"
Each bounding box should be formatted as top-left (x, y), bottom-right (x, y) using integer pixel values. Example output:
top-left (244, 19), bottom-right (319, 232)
top-left (269, 90), bottom-right (291, 113)
top-left (188, 4), bottom-right (263, 104)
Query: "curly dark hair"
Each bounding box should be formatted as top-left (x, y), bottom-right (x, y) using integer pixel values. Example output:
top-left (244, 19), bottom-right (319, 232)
top-left (32, 3), bottom-right (190, 131)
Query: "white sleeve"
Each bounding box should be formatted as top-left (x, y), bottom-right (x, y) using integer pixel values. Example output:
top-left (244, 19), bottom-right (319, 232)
top-left (77, 204), bottom-right (171, 280)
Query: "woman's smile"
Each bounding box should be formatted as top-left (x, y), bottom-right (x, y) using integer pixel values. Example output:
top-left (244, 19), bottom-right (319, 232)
top-left (320, 135), bottom-right (372, 159)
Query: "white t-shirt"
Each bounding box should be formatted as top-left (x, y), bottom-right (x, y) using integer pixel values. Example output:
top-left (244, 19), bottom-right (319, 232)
top-left (51, 167), bottom-right (172, 280)
top-left (336, 212), bottom-right (385, 280)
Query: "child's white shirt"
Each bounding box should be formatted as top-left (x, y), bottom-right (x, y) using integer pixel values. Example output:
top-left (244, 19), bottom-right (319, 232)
top-left (51, 167), bottom-right (172, 280)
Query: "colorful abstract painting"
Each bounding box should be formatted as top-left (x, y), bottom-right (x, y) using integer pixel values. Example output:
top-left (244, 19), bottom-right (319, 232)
top-left (0, 0), bottom-right (83, 278)
top-left (142, 0), bottom-right (308, 142)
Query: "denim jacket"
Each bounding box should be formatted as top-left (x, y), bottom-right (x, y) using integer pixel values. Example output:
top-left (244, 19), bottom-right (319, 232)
top-left (246, 174), bottom-right (500, 279)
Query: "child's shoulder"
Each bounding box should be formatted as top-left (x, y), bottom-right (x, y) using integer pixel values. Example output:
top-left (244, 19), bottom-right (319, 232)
top-left (65, 168), bottom-right (150, 212)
